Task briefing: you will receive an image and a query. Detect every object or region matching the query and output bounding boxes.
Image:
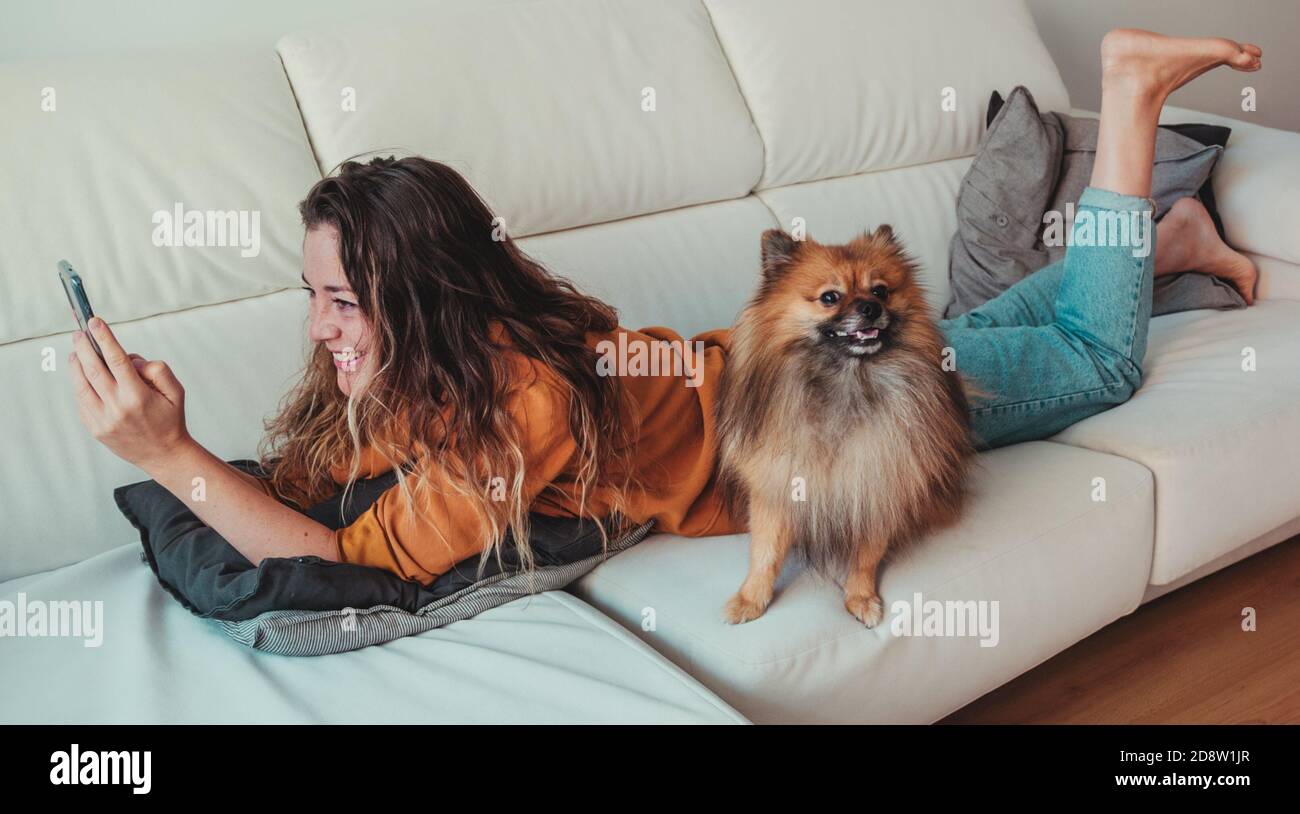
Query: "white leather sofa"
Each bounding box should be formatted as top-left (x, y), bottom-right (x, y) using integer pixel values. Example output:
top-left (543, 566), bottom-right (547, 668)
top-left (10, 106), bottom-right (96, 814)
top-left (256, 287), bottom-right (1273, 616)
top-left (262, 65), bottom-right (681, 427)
top-left (3, 0), bottom-right (1298, 724)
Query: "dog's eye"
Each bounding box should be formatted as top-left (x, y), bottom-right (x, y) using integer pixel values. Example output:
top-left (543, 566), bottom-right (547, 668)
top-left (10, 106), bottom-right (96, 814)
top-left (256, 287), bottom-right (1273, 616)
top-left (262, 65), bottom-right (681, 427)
top-left (819, 291), bottom-right (841, 306)
top-left (870, 284), bottom-right (889, 300)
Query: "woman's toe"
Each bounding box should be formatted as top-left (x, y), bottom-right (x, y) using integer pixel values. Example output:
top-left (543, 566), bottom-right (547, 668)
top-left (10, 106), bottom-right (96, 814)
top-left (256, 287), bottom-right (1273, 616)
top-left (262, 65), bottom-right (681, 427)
top-left (1227, 41), bottom-right (1262, 68)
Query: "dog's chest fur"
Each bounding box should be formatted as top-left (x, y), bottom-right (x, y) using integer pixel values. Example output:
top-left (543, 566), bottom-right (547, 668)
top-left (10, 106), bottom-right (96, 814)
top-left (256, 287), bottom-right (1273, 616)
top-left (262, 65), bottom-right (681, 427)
top-left (743, 354), bottom-right (950, 549)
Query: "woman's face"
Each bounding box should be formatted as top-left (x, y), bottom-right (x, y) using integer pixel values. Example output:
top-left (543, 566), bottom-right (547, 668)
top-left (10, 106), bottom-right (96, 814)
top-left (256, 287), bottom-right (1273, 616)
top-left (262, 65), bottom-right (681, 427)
top-left (302, 224), bottom-right (376, 397)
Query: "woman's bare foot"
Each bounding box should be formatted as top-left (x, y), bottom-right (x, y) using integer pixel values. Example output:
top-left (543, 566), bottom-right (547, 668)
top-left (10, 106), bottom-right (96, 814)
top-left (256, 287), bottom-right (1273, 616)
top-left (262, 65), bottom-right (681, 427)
top-left (1100, 28), bottom-right (1262, 101)
top-left (1089, 29), bottom-right (1261, 197)
top-left (1156, 196), bottom-right (1257, 305)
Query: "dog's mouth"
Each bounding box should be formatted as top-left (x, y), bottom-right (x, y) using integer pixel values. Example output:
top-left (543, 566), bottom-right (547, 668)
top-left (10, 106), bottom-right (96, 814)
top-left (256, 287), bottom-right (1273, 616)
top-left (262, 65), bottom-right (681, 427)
top-left (830, 327), bottom-right (880, 342)
top-left (820, 323), bottom-right (887, 356)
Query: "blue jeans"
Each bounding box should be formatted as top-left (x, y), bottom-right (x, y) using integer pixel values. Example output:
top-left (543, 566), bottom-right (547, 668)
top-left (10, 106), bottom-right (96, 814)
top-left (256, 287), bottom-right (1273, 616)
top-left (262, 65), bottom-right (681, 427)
top-left (938, 186), bottom-right (1157, 451)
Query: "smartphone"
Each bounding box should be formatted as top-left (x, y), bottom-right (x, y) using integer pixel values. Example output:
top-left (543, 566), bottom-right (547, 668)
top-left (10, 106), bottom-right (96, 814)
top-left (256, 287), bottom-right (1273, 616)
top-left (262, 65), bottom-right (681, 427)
top-left (58, 260), bottom-right (106, 363)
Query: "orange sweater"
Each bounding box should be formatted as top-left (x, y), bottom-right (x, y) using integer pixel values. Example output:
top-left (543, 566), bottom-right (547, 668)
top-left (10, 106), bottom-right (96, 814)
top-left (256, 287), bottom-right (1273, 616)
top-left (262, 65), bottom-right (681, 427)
top-left (253, 323), bottom-right (743, 584)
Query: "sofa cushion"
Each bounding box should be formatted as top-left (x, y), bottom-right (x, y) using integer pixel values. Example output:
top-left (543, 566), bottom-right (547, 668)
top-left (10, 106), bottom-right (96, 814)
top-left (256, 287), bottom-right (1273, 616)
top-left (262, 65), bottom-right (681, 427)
top-left (569, 441), bottom-right (1154, 724)
top-left (756, 158), bottom-right (972, 312)
top-left (519, 196), bottom-right (778, 338)
top-left (0, 48), bottom-right (320, 346)
top-left (1050, 299), bottom-right (1300, 585)
top-left (703, 0), bottom-right (1069, 189)
top-left (275, 0), bottom-right (764, 238)
top-left (0, 545), bottom-right (746, 724)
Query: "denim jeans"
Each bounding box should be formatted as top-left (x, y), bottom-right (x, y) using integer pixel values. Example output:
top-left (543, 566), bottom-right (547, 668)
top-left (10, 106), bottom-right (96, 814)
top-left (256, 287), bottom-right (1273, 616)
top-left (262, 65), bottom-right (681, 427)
top-left (938, 186), bottom-right (1157, 451)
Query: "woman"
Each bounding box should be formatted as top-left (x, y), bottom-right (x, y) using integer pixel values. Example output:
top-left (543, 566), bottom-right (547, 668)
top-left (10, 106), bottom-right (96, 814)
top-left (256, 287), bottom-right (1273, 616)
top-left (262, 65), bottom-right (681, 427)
top-left (70, 29), bottom-right (1261, 585)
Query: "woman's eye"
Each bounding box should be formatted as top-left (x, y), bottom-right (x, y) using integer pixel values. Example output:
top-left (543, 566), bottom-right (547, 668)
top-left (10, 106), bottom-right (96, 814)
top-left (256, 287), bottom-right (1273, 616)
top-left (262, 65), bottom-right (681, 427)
top-left (871, 285), bottom-right (889, 299)
top-left (302, 288), bottom-right (356, 312)
top-left (819, 291), bottom-right (841, 306)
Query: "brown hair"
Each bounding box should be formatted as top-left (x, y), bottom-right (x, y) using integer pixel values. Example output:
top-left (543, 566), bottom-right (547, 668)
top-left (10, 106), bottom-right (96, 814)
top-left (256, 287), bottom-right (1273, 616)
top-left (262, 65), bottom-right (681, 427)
top-left (257, 156), bottom-right (636, 576)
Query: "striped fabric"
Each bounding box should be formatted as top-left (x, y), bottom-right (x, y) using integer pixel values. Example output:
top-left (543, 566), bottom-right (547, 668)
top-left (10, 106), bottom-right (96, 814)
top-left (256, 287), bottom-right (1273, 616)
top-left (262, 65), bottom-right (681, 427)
top-left (221, 519), bottom-right (657, 656)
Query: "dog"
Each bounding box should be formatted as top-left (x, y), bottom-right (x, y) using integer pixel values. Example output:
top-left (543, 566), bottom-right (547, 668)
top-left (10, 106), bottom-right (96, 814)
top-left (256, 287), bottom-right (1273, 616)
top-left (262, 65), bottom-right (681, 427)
top-left (717, 225), bottom-right (976, 627)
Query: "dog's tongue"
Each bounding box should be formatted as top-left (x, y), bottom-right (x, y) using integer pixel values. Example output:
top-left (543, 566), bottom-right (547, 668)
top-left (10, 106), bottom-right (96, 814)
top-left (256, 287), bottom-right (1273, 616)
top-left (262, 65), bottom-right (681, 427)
top-left (854, 328), bottom-right (880, 340)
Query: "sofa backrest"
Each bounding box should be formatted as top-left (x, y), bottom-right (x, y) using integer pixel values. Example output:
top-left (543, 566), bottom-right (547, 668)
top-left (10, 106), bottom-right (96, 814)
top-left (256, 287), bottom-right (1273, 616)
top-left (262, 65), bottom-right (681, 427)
top-left (0, 0), bottom-right (1068, 580)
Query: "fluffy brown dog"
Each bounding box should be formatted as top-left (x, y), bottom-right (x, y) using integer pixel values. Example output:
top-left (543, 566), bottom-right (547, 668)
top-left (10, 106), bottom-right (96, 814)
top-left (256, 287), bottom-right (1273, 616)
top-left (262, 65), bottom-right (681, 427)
top-left (718, 225), bottom-right (976, 627)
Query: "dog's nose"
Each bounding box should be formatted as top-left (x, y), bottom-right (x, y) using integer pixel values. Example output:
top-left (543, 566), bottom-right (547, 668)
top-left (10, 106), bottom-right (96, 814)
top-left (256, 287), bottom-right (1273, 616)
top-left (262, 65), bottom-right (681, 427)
top-left (856, 299), bottom-right (882, 321)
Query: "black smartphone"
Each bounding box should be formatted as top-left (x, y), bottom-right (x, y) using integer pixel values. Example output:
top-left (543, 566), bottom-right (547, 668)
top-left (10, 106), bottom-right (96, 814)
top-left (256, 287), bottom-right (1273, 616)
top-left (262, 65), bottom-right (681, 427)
top-left (58, 260), bottom-right (106, 363)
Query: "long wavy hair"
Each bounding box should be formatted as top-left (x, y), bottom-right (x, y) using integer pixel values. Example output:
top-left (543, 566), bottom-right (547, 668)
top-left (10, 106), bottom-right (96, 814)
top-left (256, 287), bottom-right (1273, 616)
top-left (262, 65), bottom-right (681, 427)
top-left (257, 155), bottom-right (637, 577)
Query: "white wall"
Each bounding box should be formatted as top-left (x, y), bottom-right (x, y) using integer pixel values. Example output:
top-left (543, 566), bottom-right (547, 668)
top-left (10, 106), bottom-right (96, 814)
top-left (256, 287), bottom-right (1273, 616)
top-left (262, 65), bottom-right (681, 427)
top-left (1028, 0), bottom-right (1299, 132)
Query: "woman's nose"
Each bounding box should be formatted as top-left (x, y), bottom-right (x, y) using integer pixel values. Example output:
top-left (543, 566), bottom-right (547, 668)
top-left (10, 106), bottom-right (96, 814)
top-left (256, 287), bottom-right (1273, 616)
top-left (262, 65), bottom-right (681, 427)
top-left (307, 305), bottom-right (339, 343)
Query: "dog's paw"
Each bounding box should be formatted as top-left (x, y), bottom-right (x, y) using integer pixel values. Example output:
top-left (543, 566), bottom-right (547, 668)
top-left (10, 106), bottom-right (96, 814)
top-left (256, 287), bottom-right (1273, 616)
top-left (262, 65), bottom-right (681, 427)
top-left (845, 593), bottom-right (884, 628)
top-left (723, 593), bottom-right (768, 625)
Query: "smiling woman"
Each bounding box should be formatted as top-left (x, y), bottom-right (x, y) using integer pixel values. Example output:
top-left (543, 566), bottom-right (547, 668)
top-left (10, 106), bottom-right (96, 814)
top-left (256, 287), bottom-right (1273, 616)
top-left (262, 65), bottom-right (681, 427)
top-left (245, 157), bottom-right (636, 580)
top-left (248, 156), bottom-right (752, 582)
top-left (66, 155), bottom-right (748, 588)
top-left (65, 157), bottom-right (747, 585)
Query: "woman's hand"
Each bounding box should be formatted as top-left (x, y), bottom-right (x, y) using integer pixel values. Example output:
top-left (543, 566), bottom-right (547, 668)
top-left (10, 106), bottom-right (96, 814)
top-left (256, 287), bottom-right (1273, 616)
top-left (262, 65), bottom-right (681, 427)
top-left (68, 316), bottom-right (193, 471)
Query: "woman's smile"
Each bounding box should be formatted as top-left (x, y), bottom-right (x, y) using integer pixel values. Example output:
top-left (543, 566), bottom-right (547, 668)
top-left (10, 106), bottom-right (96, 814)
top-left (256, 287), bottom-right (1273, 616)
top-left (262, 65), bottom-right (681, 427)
top-left (332, 348), bottom-right (365, 371)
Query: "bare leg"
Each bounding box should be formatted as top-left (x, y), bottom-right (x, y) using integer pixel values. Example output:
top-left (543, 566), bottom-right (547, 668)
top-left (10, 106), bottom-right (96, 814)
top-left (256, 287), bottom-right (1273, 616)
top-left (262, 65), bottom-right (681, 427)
top-left (1092, 29), bottom-right (1261, 197)
top-left (1155, 197), bottom-right (1258, 304)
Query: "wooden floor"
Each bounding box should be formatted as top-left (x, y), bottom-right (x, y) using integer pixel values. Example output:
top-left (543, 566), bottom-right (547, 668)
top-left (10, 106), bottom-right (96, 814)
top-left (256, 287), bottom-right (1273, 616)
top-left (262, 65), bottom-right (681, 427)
top-left (941, 533), bottom-right (1300, 724)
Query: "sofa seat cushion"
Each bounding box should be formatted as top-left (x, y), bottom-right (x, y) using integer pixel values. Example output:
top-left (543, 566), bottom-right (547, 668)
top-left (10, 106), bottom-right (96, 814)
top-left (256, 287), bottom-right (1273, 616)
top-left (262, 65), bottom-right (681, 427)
top-left (1051, 299), bottom-right (1300, 585)
top-left (569, 442), bottom-right (1154, 724)
top-left (0, 545), bottom-right (746, 724)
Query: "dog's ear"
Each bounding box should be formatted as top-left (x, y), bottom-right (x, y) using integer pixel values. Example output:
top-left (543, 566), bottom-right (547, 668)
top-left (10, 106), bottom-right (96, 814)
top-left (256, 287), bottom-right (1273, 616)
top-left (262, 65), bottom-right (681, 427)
top-left (857, 224), bottom-right (894, 244)
top-left (760, 229), bottom-right (800, 282)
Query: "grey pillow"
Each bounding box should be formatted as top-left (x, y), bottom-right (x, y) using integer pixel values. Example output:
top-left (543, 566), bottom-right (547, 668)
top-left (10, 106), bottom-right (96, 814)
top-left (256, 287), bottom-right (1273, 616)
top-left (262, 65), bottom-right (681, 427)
top-left (114, 459), bottom-right (656, 656)
top-left (946, 85), bottom-right (1246, 319)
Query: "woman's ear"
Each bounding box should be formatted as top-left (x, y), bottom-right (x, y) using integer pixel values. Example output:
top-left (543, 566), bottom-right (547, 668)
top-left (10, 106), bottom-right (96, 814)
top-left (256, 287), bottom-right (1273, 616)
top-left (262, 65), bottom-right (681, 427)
top-left (760, 229), bottom-right (800, 282)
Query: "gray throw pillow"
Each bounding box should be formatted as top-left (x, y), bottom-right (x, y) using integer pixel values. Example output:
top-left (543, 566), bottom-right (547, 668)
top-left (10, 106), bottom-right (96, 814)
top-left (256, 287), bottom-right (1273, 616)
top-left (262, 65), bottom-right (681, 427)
top-left (946, 85), bottom-right (1246, 319)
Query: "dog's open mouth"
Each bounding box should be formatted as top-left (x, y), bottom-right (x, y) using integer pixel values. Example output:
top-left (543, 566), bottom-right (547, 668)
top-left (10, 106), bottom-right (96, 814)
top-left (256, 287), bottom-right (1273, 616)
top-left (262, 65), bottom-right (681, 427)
top-left (832, 328), bottom-right (879, 342)
top-left (822, 325), bottom-right (885, 353)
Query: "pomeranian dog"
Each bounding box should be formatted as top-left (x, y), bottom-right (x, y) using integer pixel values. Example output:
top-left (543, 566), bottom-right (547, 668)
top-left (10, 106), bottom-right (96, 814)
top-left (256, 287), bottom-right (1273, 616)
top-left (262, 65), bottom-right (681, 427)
top-left (718, 225), bottom-right (976, 627)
